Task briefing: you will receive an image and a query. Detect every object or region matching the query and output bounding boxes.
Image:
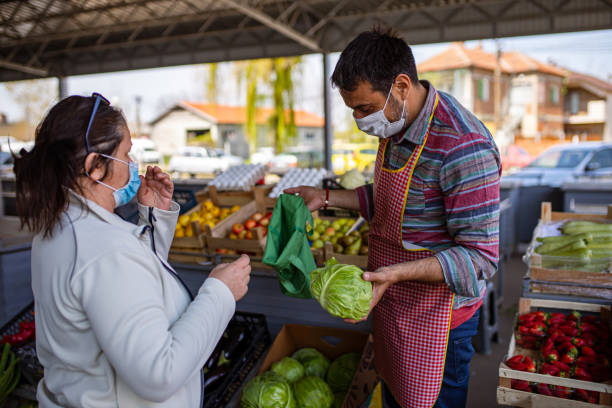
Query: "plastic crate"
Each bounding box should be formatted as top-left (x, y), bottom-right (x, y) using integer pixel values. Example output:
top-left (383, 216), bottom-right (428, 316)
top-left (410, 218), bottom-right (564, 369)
top-left (202, 311), bottom-right (270, 408)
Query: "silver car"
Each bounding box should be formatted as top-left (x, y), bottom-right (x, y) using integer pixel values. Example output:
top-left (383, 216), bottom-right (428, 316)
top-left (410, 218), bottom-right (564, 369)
top-left (502, 142), bottom-right (612, 187)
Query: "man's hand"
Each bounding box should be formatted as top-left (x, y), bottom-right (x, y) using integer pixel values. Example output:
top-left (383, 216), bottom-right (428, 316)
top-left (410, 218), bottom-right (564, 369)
top-left (284, 186), bottom-right (325, 211)
top-left (137, 166), bottom-right (174, 211)
top-left (344, 266), bottom-right (397, 324)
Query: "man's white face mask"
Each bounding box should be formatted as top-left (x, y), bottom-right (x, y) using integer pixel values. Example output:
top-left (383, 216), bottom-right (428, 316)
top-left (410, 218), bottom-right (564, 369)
top-left (354, 83), bottom-right (406, 139)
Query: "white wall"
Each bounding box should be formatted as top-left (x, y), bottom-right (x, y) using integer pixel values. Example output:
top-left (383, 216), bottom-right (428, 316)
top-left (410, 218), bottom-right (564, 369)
top-left (150, 110), bottom-right (214, 155)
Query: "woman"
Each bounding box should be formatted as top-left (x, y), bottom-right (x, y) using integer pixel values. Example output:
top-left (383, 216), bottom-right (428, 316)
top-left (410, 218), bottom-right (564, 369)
top-left (14, 94), bottom-right (251, 407)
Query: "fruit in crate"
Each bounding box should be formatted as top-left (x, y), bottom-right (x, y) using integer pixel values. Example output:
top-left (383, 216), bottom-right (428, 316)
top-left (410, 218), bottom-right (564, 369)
top-left (309, 218), bottom-right (369, 255)
top-left (227, 212), bottom-right (272, 240)
top-left (174, 200), bottom-right (240, 238)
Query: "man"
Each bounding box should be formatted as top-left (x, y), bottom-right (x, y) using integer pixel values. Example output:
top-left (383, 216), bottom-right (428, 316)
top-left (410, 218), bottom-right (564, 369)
top-left (287, 28), bottom-right (500, 408)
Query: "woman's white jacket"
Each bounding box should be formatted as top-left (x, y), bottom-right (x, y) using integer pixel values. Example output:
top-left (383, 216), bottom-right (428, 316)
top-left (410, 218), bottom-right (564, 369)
top-left (31, 192), bottom-right (235, 407)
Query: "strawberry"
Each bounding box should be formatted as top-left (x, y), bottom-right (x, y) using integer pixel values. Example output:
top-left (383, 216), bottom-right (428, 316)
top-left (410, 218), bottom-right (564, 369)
top-left (511, 379), bottom-right (530, 392)
top-left (580, 322), bottom-right (597, 333)
top-left (581, 346), bottom-right (596, 357)
top-left (544, 349), bottom-right (559, 362)
top-left (571, 337), bottom-right (586, 347)
top-left (573, 366), bottom-right (592, 381)
top-left (560, 352), bottom-right (576, 365)
top-left (560, 326), bottom-right (578, 337)
top-left (581, 315), bottom-right (598, 324)
top-left (553, 385), bottom-right (571, 399)
top-left (506, 355), bottom-right (526, 371)
top-left (575, 388), bottom-right (589, 402)
top-left (524, 356), bottom-right (536, 373)
top-left (582, 333), bottom-right (596, 347)
top-left (540, 362), bottom-right (560, 376)
top-left (536, 383), bottom-right (553, 396)
top-left (568, 311), bottom-right (581, 321)
top-left (577, 355), bottom-right (599, 366)
top-left (518, 325), bottom-right (531, 335)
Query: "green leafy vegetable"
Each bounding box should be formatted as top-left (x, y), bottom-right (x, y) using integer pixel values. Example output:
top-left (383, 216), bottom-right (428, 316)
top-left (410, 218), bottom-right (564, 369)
top-left (241, 371), bottom-right (296, 408)
top-left (310, 258), bottom-right (372, 320)
top-left (326, 353), bottom-right (361, 392)
top-left (291, 348), bottom-right (330, 379)
top-left (292, 376), bottom-right (334, 408)
top-left (271, 357), bottom-right (305, 383)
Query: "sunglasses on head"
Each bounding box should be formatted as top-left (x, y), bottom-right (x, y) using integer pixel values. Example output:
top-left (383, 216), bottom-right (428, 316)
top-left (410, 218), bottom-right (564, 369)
top-left (84, 92), bottom-right (110, 154)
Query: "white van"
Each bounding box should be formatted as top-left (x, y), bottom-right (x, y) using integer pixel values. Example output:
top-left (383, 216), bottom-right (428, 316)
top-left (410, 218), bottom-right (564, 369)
top-left (131, 138), bottom-right (162, 165)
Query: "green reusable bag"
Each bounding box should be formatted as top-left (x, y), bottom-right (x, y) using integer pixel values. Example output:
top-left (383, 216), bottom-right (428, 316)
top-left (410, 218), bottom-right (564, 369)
top-left (263, 194), bottom-right (316, 298)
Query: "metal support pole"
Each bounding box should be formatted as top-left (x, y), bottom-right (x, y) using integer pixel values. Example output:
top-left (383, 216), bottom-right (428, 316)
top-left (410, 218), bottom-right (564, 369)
top-left (58, 76), bottom-right (68, 100)
top-left (322, 53), bottom-right (333, 171)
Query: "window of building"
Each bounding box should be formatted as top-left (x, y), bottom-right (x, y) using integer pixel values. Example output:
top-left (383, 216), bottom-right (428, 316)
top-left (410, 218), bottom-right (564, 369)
top-left (570, 92), bottom-right (580, 115)
top-left (478, 78), bottom-right (490, 101)
top-left (550, 85), bottom-right (559, 104)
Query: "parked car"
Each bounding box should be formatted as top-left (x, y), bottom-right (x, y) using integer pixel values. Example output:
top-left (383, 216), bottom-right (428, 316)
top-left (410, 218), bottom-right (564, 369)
top-left (500, 144), bottom-right (533, 172)
top-left (0, 151), bottom-right (14, 175)
top-left (268, 152), bottom-right (298, 175)
top-left (501, 142), bottom-right (612, 187)
top-left (207, 148), bottom-right (243, 168)
top-left (0, 136), bottom-right (33, 154)
top-left (131, 138), bottom-right (162, 165)
top-left (168, 146), bottom-right (243, 177)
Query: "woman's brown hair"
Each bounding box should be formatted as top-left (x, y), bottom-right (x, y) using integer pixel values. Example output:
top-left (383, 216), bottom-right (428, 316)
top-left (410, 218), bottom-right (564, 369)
top-left (13, 95), bottom-right (127, 237)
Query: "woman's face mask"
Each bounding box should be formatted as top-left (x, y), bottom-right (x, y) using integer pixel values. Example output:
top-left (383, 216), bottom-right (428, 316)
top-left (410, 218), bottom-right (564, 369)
top-left (94, 154), bottom-right (141, 208)
top-left (354, 84), bottom-right (406, 139)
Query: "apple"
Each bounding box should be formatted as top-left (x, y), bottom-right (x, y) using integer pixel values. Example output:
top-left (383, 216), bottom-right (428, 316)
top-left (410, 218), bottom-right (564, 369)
top-left (246, 230), bottom-right (253, 240)
top-left (264, 212), bottom-right (272, 219)
top-left (238, 230), bottom-right (248, 239)
top-left (232, 223), bottom-right (245, 235)
top-left (216, 248), bottom-right (228, 254)
top-left (259, 217), bottom-right (270, 227)
top-left (245, 219), bottom-right (257, 230)
top-left (324, 227), bottom-right (336, 236)
top-left (229, 233), bottom-right (238, 239)
top-left (251, 212), bottom-right (263, 222)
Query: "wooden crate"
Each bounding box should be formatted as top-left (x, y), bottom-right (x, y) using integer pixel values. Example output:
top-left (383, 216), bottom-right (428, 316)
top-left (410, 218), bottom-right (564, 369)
top-left (497, 298), bottom-right (612, 407)
top-left (528, 202), bottom-right (612, 296)
top-left (204, 201), bottom-right (267, 255)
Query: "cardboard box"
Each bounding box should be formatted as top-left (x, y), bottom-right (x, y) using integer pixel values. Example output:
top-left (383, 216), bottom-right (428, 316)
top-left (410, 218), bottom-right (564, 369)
top-left (258, 324), bottom-right (378, 408)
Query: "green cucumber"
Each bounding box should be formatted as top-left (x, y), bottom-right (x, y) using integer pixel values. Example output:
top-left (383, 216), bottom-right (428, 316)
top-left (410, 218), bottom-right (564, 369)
top-left (589, 249), bottom-right (612, 259)
top-left (536, 233), bottom-right (592, 244)
top-left (535, 238), bottom-right (586, 254)
top-left (544, 248), bottom-right (592, 260)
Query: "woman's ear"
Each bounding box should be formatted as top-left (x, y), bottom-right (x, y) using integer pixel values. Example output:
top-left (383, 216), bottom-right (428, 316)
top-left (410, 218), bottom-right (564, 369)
top-left (84, 152), bottom-right (103, 181)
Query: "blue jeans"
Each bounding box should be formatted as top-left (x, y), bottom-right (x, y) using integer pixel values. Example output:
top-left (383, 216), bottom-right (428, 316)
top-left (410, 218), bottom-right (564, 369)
top-left (382, 308), bottom-right (480, 408)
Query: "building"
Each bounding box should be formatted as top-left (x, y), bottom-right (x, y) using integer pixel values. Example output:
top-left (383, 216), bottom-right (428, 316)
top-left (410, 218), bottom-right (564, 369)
top-left (150, 102), bottom-right (324, 157)
top-left (417, 43), bottom-right (566, 148)
top-left (563, 71), bottom-right (612, 142)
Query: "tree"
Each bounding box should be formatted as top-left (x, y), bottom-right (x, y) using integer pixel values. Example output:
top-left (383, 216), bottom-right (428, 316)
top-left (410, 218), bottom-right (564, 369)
top-left (4, 78), bottom-right (56, 139)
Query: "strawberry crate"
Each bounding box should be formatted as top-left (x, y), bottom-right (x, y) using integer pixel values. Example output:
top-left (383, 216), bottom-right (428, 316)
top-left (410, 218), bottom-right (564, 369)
top-left (497, 298), bottom-right (612, 407)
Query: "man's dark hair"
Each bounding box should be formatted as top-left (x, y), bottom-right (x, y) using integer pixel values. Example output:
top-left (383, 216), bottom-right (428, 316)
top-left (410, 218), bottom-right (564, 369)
top-left (331, 27), bottom-right (419, 94)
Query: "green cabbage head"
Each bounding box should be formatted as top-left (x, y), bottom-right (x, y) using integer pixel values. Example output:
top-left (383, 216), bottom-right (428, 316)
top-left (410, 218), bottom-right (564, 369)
top-left (292, 376), bottom-right (334, 408)
top-left (326, 353), bottom-right (361, 392)
top-left (271, 357), bottom-right (305, 384)
top-left (291, 348), bottom-right (330, 379)
top-left (310, 258), bottom-right (372, 320)
top-left (241, 371), bottom-right (296, 408)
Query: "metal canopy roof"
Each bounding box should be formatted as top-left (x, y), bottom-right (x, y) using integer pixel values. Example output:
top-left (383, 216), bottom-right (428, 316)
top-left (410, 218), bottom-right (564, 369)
top-left (1, 0), bottom-right (611, 82)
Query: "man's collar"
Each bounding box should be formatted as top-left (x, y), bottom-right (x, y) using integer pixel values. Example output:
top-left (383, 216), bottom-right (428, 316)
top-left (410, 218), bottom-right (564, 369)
top-left (393, 80), bottom-right (438, 145)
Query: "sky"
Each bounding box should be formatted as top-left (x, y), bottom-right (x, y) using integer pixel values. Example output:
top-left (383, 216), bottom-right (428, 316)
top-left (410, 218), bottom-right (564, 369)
top-left (1, 29), bottom-right (611, 132)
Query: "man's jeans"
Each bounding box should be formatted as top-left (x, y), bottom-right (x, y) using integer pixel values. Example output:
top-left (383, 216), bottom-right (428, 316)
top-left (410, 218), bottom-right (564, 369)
top-left (382, 308), bottom-right (480, 408)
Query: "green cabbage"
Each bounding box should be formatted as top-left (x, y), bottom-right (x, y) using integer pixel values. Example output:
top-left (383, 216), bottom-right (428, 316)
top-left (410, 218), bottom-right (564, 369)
top-left (292, 376), bottom-right (334, 408)
top-left (310, 258), bottom-right (372, 320)
top-left (340, 169), bottom-right (366, 190)
top-left (271, 357), bottom-right (305, 383)
top-left (241, 371), bottom-right (296, 408)
top-left (326, 353), bottom-right (361, 392)
top-left (291, 348), bottom-right (330, 379)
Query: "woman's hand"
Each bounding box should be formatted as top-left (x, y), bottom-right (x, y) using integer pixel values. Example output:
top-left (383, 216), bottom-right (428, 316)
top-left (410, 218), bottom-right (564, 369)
top-left (138, 166), bottom-right (174, 210)
top-left (284, 186), bottom-right (325, 211)
top-left (344, 266), bottom-right (397, 324)
top-left (209, 254), bottom-right (251, 301)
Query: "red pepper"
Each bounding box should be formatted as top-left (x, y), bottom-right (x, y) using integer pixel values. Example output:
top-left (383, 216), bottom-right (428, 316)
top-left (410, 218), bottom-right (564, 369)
top-left (536, 383), bottom-right (553, 396)
top-left (511, 379), bottom-right (531, 392)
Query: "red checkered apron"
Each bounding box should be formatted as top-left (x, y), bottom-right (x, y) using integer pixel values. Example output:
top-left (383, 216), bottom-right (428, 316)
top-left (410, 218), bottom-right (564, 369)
top-left (370, 124), bottom-right (454, 408)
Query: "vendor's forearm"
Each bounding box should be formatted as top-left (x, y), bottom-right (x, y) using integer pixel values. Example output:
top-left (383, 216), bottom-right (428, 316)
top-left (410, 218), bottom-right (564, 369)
top-left (328, 189), bottom-right (360, 211)
top-left (388, 256), bottom-right (445, 284)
